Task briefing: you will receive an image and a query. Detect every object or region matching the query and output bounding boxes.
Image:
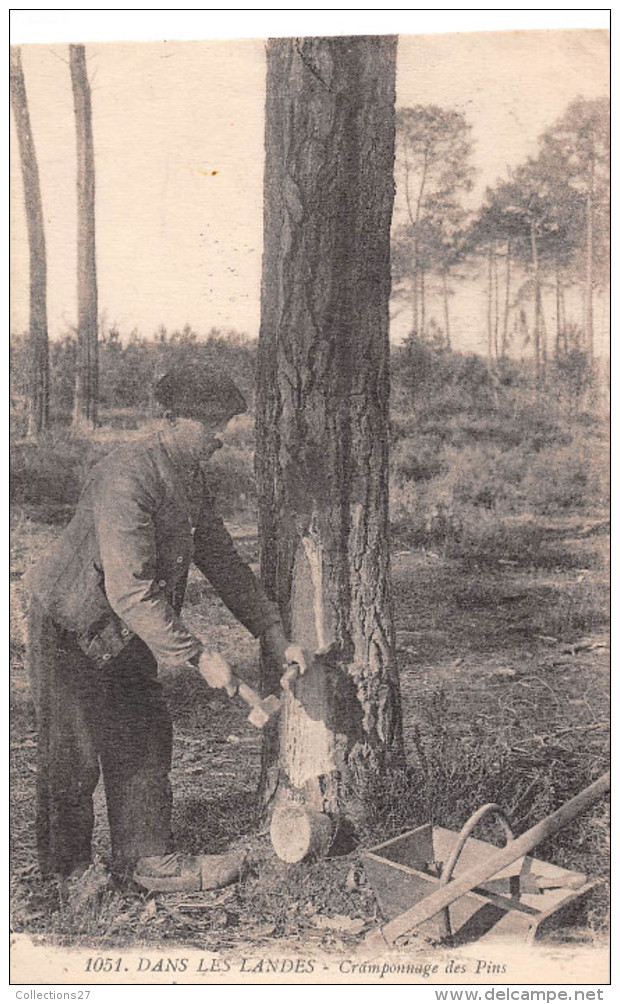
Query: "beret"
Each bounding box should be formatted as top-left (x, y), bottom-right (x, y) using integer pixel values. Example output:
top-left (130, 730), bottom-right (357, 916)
top-left (154, 363), bottom-right (247, 421)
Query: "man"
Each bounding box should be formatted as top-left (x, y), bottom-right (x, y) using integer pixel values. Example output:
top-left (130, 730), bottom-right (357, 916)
top-left (27, 363), bottom-right (302, 892)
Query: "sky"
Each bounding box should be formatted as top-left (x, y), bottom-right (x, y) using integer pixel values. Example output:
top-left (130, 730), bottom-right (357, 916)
top-left (10, 18), bottom-right (609, 355)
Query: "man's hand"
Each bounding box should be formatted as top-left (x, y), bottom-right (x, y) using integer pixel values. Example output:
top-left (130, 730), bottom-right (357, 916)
top-left (284, 643), bottom-right (312, 675)
top-left (263, 625), bottom-right (311, 671)
top-left (197, 650), bottom-right (237, 697)
top-left (261, 625), bottom-right (313, 690)
top-left (280, 644), bottom-right (314, 689)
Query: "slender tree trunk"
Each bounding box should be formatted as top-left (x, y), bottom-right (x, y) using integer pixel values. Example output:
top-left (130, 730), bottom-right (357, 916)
top-left (70, 44), bottom-right (98, 429)
top-left (404, 144), bottom-right (429, 341)
top-left (411, 239), bottom-right (419, 337)
top-left (493, 247), bottom-right (500, 359)
top-left (585, 173), bottom-right (594, 366)
top-left (560, 282), bottom-right (567, 354)
top-left (487, 245), bottom-right (494, 364)
top-left (420, 269), bottom-right (426, 340)
top-left (502, 240), bottom-right (511, 358)
top-left (257, 35), bottom-right (402, 834)
top-left (555, 263), bottom-right (563, 359)
top-left (442, 271), bottom-right (451, 350)
top-left (530, 219), bottom-right (541, 386)
top-left (10, 46), bottom-right (49, 437)
top-left (540, 297), bottom-right (548, 376)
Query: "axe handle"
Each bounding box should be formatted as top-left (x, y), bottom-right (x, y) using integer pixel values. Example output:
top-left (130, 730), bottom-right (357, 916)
top-left (280, 665), bottom-right (299, 689)
top-left (372, 771), bottom-right (610, 948)
top-left (235, 678), bottom-right (264, 711)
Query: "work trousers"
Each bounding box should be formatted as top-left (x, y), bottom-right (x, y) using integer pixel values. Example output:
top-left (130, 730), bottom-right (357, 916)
top-left (27, 599), bottom-right (174, 878)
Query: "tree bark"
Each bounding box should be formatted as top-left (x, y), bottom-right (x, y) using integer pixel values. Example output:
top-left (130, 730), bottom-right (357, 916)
top-left (402, 139), bottom-right (430, 341)
top-left (70, 44), bottom-right (98, 429)
top-left (10, 46), bottom-right (49, 437)
top-left (530, 220), bottom-right (541, 386)
top-left (420, 269), bottom-right (426, 340)
top-left (584, 173), bottom-right (594, 366)
top-left (442, 271), bottom-right (451, 350)
top-left (555, 263), bottom-right (563, 359)
top-left (487, 245), bottom-right (494, 365)
top-left (502, 240), bottom-right (511, 358)
top-left (257, 35), bottom-right (402, 833)
top-left (411, 238), bottom-right (419, 338)
top-left (493, 248), bottom-right (500, 359)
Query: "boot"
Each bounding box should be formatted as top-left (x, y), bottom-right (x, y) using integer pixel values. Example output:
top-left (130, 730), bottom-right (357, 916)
top-left (133, 849), bottom-right (246, 893)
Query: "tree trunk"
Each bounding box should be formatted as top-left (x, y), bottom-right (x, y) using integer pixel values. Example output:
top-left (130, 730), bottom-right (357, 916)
top-left (420, 269), bottom-right (426, 340)
top-left (487, 245), bottom-right (494, 364)
top-left (502, 240), bottom-right (511, 358)
top-left (442, 271), bottom-right (451, 350)
top-left (493, 248), bottom-right (500, 359)
top-left (257, 35), bottom-right (402, 835)
top-left (404, 142), bottom-right (430, 342)
top-left (555, 263), bottom-right (563, 359)
top-left (10, 46), bottom-right (49, 437)
top-left (411, 238), bottom-right (419, 337)
top-left (530, 220), bottom-right (541, 386)
top-left (540, 296), bottom-right (548, 375)
top-left (70, 44), bottom-right (98, 429)
top-left (584, 176), bottom-right (594, 366)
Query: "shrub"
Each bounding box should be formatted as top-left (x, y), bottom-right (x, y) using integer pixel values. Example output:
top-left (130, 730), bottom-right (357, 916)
top-left (207, 443), bottom-right (257, 519)
top-left (10, 432), bottom-right (109, 518)
top-left (522, 439), bottom-right (609, 515)
top-left (391, 434), bottom-right (444, 484)
top-left (10, 327), bottom-right (258, 427)
top-left (444, 443), bottom-right (528, 511)
top-left (9, 418), bottom-right (257, 523)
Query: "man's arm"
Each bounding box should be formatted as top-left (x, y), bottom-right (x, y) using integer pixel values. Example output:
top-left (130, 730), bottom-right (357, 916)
top-left (193, 496), bottom-right (282, 639)
top-left (193, 495), bottom-right (312, 684)
top-left (94, 470), bottom-right (202, 667)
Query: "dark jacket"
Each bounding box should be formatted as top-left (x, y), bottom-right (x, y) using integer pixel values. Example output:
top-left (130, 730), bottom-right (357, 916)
top-left (28, 431), bottom-right (280, 669)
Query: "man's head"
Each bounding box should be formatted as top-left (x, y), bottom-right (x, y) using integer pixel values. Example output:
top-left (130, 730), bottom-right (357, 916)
top-left (154, 363), bottom-right (247, 462)
top-left (154, 363), bottom-right (247, 425)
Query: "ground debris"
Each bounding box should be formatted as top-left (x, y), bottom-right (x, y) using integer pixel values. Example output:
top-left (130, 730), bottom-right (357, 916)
top-left (63, 861), bottom-right (110, 916)
top-left (139, 899), bottom-right (157, 923)
top-left (310, 913), bottom-right (367, 935)
top-left (561, 637), bottom-right (609, 655)
top-left (10, 738), bottom-right (36, 750)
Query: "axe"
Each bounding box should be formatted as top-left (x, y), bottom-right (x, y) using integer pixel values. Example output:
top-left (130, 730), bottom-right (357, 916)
top-left (199, 645), bottom-right (322, 729)
top-left (197, 653), bottom-right (280, 729)
top-left (235, 643), bottom-right (322, 727)
top-left (230, 643), bottom-right (319, 728)
top-left (229, 674), bottom-right (281, 730)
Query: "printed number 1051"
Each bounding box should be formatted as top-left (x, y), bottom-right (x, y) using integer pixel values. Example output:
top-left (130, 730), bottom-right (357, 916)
top-left (85, 958), bottom-right (124, 972)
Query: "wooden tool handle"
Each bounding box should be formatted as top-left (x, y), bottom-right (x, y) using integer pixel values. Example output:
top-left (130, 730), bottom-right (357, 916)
top-left (280, 665), bottom-right (299, 690)
top-left (235, 679), bottom-right (262, 710)
top-left (371, 772), bottom-right (610, 948)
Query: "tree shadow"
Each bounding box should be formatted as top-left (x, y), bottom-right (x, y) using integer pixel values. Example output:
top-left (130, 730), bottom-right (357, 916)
top-left (289, 658), bottom-right (365, 743)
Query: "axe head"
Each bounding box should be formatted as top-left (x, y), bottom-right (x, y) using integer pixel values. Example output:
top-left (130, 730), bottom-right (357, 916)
top-left (247, 693), bottom-right (280, 729)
